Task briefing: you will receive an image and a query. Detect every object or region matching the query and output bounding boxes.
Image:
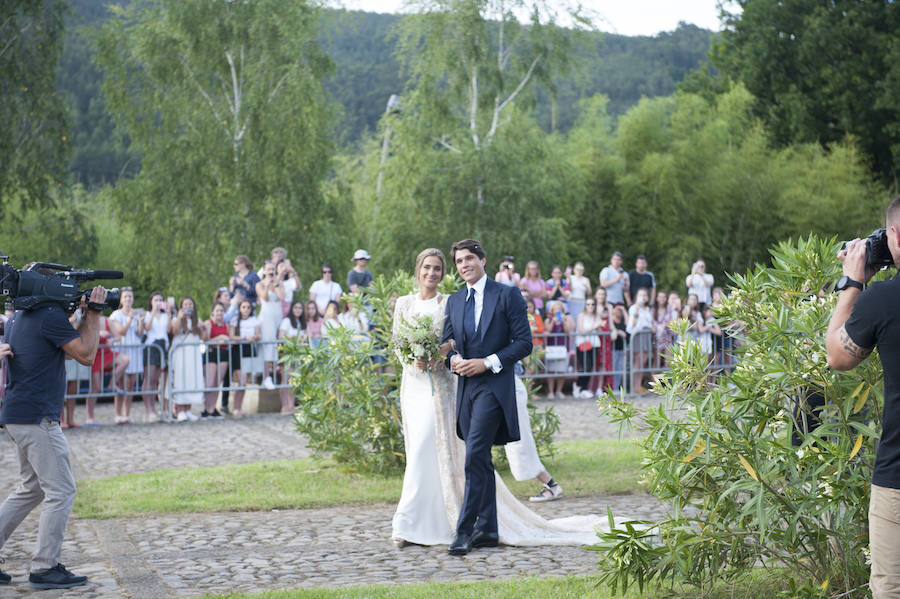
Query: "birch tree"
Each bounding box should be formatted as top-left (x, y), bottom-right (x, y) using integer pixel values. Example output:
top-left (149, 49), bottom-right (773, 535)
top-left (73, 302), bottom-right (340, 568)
top-left (371, 0), bottom-right (589, 266)
top-left (95, 0), bottom-right (339, 298)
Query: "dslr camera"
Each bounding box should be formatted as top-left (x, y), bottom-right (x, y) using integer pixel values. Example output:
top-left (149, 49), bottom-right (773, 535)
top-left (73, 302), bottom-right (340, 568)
top-left (0, 255), bottom-right (122, 313)
top-left (859, 229), bottom-right (895, 272)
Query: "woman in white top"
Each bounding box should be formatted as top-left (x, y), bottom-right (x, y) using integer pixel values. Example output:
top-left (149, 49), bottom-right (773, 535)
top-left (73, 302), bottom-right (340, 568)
top-left (255, 261), bottom-right (286, 390)
top-left (685, 259), bottom-right (714, 307)
top-left (277, 300), bottom-right (305, 414)
top-left (141, 291), bottom-right (170, 422)
top-left (277, 259), bottom-right (301, 316)
top-left (109, 287), bottom-right (143, 424)
top-left (337, 299), bottom-right (369, 339)
top-left (626, 288), bottom-right (654, 394)
top-left (228, 299), bottom-right (261, 418)
top-left (168, 296), bottom-right (204, 421)
top-left (573, 298), bottom-right (603, 398)
top-left (309, 263), bottom-right (343, 316)
top-left (567, 261), bottom-right (592, 322)
top-left (321, 300), bottom-right (341, 339)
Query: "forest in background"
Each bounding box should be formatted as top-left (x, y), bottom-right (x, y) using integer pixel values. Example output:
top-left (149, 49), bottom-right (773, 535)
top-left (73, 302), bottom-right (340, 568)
top-left (58, 1), bottom-right (714, 187)
top-left (2, 0), bottom-right (897, 307)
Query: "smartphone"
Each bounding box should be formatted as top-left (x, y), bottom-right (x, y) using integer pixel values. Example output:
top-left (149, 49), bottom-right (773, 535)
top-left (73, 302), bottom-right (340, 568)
top-left (166, 296), bottom-right (176, 311)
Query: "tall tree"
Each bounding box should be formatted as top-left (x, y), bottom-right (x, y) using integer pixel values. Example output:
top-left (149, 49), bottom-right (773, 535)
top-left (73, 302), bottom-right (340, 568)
top-left (712, 0), bottom-right (900, 185)
top-left (368, 0), bottom-right (589, 268)
top-left (95, 0), bottom-right (338, 298)
top-left (0, 0), bottom-right (69, 215)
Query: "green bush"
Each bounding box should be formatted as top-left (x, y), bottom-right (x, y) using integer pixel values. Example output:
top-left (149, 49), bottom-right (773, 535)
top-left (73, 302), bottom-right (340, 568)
top-left (592, 236), bottom-right (884, 597)
top-left (283, 271), bottom-right (559, 475)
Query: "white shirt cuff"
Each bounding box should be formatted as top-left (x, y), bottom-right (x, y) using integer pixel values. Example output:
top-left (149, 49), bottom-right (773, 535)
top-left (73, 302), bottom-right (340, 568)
top-left (485, 354), bottom-right (502, 374)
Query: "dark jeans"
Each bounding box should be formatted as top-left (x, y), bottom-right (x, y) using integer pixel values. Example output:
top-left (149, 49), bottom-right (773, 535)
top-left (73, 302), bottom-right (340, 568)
top-left (576, 347), bottom-right (597, 389)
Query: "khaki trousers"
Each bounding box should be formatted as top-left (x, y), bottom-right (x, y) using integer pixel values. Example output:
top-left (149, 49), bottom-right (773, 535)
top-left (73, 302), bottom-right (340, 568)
top-left (0, 419), bottom-right (76, 572)
top-left (871, 484), bottom-right (900, 598)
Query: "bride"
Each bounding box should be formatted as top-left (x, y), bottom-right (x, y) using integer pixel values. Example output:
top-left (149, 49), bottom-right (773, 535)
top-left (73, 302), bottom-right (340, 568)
top-left (391, 248), bottom-right (608, 547)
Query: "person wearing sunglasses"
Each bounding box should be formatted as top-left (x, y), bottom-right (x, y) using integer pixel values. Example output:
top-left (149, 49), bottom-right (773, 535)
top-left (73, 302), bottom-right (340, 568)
top-left (309, 263), bottom-right (343, 316)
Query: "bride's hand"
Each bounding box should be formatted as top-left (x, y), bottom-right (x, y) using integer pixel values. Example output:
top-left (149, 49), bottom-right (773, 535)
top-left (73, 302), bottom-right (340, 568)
top-left (414, 358), bottom-right (429, 371)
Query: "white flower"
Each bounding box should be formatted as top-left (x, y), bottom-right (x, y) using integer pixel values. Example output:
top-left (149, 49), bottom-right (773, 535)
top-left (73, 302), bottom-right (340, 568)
top-left (412, 343), bottom-right (425, 358)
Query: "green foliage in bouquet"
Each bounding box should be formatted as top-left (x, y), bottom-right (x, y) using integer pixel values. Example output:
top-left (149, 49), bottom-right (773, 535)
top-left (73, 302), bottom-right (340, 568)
top-left (282, 269), bottom-right (558, 475)
top-left (591, 236), bottom-right (885, 597)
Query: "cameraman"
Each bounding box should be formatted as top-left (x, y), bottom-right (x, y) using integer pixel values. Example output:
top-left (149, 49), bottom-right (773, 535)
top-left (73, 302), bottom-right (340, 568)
top-left (826, 197), bottom-right (900, 598)
top-left (0, 285), bottom-right (107, 589)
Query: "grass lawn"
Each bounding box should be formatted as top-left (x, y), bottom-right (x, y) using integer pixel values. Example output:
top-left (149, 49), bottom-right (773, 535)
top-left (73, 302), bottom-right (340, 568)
top-left (74, 439), bottom-right (644, 519)
top-left (193, 572), bottom-right (788, 599)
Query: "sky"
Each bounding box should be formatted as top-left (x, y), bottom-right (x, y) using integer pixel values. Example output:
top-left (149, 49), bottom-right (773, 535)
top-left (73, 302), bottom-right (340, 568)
top-left (340, 0), bottom-right (726, 37)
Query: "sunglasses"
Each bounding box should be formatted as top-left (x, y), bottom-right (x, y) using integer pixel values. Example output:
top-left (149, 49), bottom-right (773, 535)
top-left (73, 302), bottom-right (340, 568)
top-left (322, 270), bottom-right (332, 274)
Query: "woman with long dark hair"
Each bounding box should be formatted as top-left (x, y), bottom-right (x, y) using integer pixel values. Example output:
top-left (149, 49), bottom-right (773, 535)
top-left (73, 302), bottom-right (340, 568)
top-left (277, 300), bottom-right (305, 413)
top-left (228, 299), bottom-right (260, 418)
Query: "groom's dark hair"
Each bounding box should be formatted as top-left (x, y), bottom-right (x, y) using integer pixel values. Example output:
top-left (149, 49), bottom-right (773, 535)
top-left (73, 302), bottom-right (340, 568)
top-left (451, 239), bottom-right (486, 262)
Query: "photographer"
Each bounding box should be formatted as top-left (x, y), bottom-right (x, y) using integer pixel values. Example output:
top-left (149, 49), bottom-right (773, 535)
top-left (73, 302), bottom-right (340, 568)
top-left (826, 197), bottom-right (900, 598)
top-left (0, 285), bottom-right (107, 589)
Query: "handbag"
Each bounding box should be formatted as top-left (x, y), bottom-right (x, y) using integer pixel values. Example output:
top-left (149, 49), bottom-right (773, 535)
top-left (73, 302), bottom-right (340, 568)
top-left (544, 345), bottom-right (567, 361)
top-left (577, 341), bottom-right (592, 352)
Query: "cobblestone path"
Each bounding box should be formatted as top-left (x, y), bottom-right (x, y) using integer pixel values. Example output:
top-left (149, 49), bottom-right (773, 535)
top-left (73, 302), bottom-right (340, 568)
top-left (0, 395), bottom-right (665, 597)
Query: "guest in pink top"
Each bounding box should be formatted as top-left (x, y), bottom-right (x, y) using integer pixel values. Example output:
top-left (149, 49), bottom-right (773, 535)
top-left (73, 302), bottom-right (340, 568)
top-left (303, 301), bottom-right (323, 348)
top-left (519, 261), bottom-right (547, 314)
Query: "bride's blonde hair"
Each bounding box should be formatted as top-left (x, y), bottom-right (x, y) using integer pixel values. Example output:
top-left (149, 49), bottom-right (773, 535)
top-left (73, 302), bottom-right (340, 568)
top-left (414, 248), bottom-right (446, 283)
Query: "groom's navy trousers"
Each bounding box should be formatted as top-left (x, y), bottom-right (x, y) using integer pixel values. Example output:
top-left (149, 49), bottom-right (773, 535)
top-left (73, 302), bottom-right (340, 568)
top-left (457, 379), bottom-right (503, 535)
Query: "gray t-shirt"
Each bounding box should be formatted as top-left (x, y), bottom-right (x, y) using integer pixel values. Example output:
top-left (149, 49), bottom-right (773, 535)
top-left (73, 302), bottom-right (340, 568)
top-left (347, 269), bottom-right (373, 291)
top-left (599, 266), bottom-right (627, 304)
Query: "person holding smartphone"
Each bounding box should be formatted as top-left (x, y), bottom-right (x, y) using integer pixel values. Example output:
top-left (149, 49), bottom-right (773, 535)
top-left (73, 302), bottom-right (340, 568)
top-left (543, 300), bottom-right (574, 399)
top-left (229, 255), bottom-right (260, 307)
top-left (141, 291), bottom-right (169, 422)
top-left (256, 261), bottom-right (285, 390)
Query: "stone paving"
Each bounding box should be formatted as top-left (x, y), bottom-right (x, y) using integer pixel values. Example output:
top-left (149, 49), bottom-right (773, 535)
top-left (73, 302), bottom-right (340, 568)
top-left (0, 394), bottom-right (667, 598)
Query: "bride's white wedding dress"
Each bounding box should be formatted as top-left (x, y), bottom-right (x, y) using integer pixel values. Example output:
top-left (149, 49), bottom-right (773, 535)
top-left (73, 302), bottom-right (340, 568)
top-left (391, 292), bottom-right (610, 546)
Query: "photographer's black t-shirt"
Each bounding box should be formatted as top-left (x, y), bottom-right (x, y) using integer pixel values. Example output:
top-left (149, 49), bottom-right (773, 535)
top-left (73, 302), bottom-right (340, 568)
top-left (845, 273), bottom-right (900, 489)
top-left (0, 306), bottom-right (80, 425)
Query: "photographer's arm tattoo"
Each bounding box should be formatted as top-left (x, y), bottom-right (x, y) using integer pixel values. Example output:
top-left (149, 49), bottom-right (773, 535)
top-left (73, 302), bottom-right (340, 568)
top-left (839, 326), bottom-right (872, 360)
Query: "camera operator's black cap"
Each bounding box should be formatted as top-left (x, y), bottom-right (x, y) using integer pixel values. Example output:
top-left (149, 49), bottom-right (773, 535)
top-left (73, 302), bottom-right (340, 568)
top-left (503, 255), bottom-right (515, 262)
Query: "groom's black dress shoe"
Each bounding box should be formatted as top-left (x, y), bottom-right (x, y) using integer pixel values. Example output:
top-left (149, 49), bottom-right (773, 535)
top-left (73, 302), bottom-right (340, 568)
top-left (448, 532), bottom-right (473, 555)
top-left (471, 529), bottom-right (499, 548)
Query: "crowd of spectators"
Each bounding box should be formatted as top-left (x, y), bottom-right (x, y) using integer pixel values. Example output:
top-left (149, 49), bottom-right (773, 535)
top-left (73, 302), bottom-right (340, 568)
top-left (1, 247), bottom-right (733, 426)
top-left (502, 253), bottom-right (732, 399)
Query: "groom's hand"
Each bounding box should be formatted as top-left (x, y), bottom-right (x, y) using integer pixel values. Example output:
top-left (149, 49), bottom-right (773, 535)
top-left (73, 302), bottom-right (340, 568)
top-left (453, 358), bottom-right (487, 377)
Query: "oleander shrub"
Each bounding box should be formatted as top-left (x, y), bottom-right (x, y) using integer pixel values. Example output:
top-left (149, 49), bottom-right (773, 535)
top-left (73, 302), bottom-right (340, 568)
top-left (592, 236), bottom-right (885, 597)
top-left (283, 271), bottom-right (558, 474)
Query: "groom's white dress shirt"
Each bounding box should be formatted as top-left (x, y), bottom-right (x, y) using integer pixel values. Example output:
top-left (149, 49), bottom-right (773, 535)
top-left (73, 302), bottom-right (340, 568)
top-left (452, 273), bottom-right (502, 374)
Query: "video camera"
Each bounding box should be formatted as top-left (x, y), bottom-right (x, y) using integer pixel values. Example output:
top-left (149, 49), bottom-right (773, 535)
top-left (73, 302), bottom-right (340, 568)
top-left (0, 253), bottom-right (122, 313)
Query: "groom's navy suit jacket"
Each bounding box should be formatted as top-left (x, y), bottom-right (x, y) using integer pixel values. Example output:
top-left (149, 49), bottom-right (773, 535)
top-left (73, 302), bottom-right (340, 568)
top-left (442, 277), bottom-right (533, 445)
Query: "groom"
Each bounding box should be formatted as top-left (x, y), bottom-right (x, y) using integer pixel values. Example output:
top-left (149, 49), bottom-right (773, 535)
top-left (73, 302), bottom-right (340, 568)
top-left (442, 239), bottom-right (533, 555)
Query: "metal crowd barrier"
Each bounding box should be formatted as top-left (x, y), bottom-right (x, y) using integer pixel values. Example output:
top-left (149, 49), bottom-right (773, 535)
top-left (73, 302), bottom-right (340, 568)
top-left (63, 338), bottom-right (299, 402)
top-left (520, 328), bottom-right (737, 394)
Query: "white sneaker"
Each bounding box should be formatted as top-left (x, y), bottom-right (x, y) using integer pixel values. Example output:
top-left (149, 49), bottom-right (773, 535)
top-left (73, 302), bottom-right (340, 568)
top-left (263, 376), bottom-right (275, 390)
top-left (185, 410), bottom-right (199, 422)
top-left (529, 483), bottom-right (563, 502)
top-left (572, 384), bottom-right (581, 396)
top-left (176, 412), bottom-right (188, 422)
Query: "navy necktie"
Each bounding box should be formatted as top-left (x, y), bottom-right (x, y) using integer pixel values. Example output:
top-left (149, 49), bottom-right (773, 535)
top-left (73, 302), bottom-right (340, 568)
top-left (464, 288), bottom-right (476, 341)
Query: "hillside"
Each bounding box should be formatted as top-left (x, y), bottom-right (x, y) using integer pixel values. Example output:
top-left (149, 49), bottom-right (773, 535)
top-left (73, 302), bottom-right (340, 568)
top-left (57, 3), bottom-right (714, 185)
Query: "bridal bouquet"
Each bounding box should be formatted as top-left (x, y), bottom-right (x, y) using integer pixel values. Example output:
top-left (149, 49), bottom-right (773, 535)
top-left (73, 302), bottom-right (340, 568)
top-left (392, 313), bottom-right (442, 367)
